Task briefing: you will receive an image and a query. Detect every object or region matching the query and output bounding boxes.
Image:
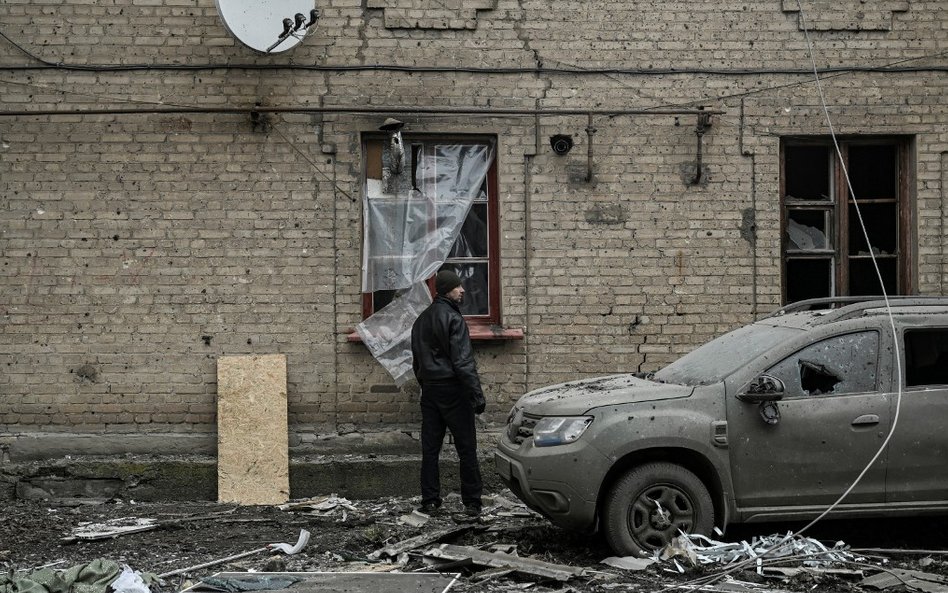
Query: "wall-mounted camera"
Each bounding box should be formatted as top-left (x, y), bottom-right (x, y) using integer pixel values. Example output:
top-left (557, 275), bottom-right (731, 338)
top-left (550, 135), bottom-right (573, 156)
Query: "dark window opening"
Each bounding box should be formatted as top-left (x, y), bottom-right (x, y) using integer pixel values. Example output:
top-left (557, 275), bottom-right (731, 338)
top-left (905, 329), bottom-right (948, 387)
top-left (849, 259), bottom-right (897, 297)
top-left (849, 145), bottom-right (897, 200)
top-left (785, 145), bottom-right (831, 201)
top-left (848, 202), bottom-right (897, 256)
top-left (786, 259), bottom-right (833, 303)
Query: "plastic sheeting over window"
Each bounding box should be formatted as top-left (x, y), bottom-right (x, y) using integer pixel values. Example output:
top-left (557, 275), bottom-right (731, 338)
top-left (356, 141), bottom-right (495, 385)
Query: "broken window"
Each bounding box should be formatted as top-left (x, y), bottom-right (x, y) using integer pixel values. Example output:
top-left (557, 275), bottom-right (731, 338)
top-left (356, 136), bottom-right (497, 384)
top-left (781, 139), bottom-right (912, 304)
top-left (904, 329), bottom-right (948, 387)
top-left (766, 331), bottom-right (880, 397)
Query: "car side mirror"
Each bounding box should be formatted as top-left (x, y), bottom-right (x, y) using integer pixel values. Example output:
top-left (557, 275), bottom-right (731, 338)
top-left (737, 374), bottom-right (785, 403)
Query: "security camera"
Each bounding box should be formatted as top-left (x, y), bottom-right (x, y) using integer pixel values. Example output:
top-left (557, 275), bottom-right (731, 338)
top-left (550, 135), bottom-right (573, 156)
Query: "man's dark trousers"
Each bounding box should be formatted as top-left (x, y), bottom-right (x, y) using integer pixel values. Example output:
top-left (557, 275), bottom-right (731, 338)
top-left (420, 379), bottom-right (482, 508)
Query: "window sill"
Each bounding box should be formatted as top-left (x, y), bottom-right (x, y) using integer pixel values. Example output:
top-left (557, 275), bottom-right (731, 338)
top-left (346, 324), bottom-right (523, 343)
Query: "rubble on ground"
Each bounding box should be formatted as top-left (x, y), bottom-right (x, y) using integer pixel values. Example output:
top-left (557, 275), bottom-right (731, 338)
top-left (2, 491), bottom-right (948, 593)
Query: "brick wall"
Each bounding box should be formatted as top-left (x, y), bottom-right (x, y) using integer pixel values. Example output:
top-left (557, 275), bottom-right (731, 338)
top-left (1, 0), bottom-right (945, 455)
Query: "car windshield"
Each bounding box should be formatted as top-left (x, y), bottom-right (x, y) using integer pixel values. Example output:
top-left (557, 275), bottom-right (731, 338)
top-left (653, 323), bottom-right (801, 386)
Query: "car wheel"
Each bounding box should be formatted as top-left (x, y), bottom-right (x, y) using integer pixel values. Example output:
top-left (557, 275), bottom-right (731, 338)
top-left (603, 462), bottom-right (714, 556)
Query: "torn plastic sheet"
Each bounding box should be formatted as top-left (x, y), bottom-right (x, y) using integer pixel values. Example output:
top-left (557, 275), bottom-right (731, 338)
top-left (355, 282), bottom-right (432, 386)
top-left (357, 142), bottom-right (494, 385)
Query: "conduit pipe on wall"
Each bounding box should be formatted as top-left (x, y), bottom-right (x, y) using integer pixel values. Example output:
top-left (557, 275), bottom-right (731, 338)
top-left (0, 106), bottom-right (723, 118)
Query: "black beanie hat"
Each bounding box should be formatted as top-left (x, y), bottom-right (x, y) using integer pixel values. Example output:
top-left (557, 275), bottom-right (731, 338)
top-left (435, 270), bottom-right (462, 295)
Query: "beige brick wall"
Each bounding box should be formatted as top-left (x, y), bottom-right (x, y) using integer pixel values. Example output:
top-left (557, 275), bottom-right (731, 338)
top-left (1, 0), bottom-right (945, 454)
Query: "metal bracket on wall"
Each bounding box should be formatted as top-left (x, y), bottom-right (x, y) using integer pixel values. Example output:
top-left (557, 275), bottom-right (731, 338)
top-left (585, 113), bottom-right (597, 183)
top-left (690, 108), bottom-right (713, 185)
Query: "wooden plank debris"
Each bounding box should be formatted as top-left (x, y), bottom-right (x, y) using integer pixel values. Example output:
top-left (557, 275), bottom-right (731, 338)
top-left (217, 354), bottom-right (289, 505)
top-left (601, 556), bottom-right (658, 571)
top-left (861, 568), bottom-right (948, 592)
top-left (763, 566), bottom-right (864, 579)
top-left (180, 571), bottom-right (460, 593)
top-left (63, 509), bottom-right (240, 542)
top-left (423, 544), bottom-right (585, 582)
top-left (62, 518), bottom-right (158, 542)
top-left (368, 526), bottom-right (472, 560)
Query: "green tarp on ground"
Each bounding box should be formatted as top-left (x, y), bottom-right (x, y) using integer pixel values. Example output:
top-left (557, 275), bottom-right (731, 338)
top-left (1, 559), bottom-right (132, 593)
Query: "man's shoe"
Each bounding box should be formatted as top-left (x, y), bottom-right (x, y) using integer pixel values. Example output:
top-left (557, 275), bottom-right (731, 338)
top-left (418, 502), bottom-right (441, 516)
top-left (463, 504), bottom-right (481, 518)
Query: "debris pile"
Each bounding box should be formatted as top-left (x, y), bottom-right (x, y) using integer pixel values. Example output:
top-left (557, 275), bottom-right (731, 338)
top-left (661, 532), bottom-right (863, 571)
top-left (4, 492), bottom-right (948, 593)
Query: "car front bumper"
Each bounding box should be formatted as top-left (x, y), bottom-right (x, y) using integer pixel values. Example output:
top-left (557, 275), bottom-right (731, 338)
top-left (494, 436), bottom-right (608, 533)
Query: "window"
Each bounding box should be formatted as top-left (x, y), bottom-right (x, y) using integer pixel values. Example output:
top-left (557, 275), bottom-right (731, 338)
top-left (904, 329), bottom-right (948, 387)
top-left (361, 135), bottom-right (501, 327)
top-left (766, 332), bottom-right (880, 397)
top-left (781, 138), bottom-right (913, 304)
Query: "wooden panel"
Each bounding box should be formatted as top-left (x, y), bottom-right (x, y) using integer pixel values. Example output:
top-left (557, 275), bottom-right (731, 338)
top-left (217, 354), bottom-right (289, 505)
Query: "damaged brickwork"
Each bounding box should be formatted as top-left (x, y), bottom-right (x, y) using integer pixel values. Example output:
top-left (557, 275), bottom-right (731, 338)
top-left (0, 0), bottom-right (945, 462)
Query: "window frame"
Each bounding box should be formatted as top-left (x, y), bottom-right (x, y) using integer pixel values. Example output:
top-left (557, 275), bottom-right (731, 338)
top-left (360, 133), bottom-right (503, 329)
top-left (779, 136), bottom-right (914, 305)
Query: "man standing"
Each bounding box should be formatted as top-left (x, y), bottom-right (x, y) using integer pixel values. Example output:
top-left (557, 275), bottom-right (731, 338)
top-left (411, 269), bottom-right (486, 517)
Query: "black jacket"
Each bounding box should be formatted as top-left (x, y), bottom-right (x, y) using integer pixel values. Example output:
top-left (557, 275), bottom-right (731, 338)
top-left (411, 295), bottom-right (486, 412)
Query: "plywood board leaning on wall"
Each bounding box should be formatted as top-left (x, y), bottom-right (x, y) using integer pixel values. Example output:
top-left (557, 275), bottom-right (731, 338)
top-left (217, 354), bottom-right (290, 505)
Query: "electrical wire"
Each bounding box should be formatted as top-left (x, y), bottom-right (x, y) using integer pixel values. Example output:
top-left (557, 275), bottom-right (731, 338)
top-left (789, 0), bottom-right (904, 538)
top-left (1, 28), bottom-right (945, 76)
top-left (269, 123), bottom-right (354, 202)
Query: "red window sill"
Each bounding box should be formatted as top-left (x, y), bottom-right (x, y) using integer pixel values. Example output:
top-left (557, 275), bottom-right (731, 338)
top-left (347, 324), bottom-right (523, 343)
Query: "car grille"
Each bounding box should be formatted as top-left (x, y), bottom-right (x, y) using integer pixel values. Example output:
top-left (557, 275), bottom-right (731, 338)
top-left (506, 410), bottom-right (538, 444)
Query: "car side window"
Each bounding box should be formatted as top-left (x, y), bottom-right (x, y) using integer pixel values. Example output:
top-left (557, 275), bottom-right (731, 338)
top-left (765, 331), bottom-right (880, 398)
top-left (905, 328), bottom-right (948, 387)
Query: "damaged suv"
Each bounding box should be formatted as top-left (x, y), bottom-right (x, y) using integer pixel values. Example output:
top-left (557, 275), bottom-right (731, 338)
top-left (496, 297), bottom-right (948, 556)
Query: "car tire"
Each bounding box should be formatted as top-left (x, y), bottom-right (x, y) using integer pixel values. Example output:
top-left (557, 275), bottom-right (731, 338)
top-left (603, 462), bottom-right (714, 556)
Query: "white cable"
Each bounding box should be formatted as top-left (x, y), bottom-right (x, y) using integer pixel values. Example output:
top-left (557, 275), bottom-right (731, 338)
top-left (664, 8), bottom-right (911, 591)
top-left (787, 0), bottom-right (905, 535)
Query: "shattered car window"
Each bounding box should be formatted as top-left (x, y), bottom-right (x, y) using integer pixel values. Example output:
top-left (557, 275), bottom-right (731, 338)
top-left (766, 331), bottom-right (880, 397)
top-left (654, 324), bottom-right (800, 386)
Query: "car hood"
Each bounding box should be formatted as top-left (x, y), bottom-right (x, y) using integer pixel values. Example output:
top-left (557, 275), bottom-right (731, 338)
top-left (515, 374), bottom-right (694, 416)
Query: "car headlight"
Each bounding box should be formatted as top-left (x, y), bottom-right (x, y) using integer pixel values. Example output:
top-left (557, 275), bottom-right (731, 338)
top-left (533, 416), bottom-right (593, 447)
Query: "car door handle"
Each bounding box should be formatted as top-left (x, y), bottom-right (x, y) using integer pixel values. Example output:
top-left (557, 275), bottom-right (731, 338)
top-left (852, 414), bottom-right (880, 426)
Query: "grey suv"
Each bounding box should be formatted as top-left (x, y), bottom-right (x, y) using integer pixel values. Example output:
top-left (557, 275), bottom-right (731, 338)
top-left (495, 297), bottom-right (948, 556)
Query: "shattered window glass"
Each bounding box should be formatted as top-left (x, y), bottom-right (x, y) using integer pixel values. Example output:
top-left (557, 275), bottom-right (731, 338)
top-left (766, 331), bottom-right (880, 397)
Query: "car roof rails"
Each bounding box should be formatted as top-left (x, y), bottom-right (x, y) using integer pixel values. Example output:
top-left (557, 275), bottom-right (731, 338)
top-left (765, 295), bottom-right (948, 320)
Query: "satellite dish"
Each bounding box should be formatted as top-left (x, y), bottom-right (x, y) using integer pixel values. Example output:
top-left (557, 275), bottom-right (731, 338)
top-left (215, 0), bottom-right (318, 54)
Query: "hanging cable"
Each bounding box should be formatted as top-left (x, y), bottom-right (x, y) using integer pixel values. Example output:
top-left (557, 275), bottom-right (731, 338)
top-left (791, 0), bottom-right (904, 537)
top-left (659, 2), bottom-right (909, 591)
